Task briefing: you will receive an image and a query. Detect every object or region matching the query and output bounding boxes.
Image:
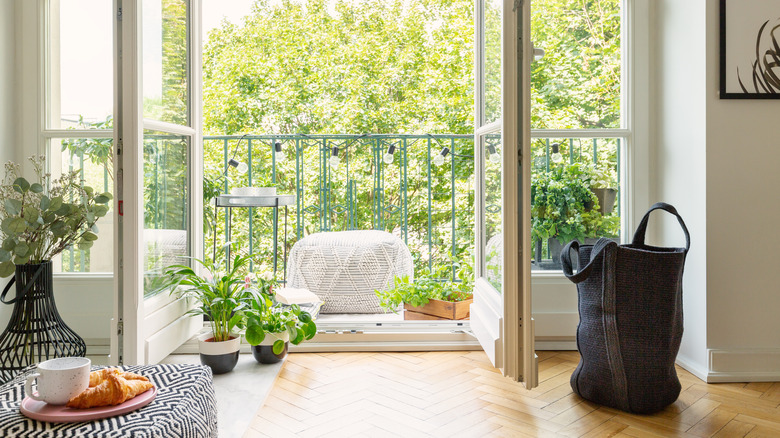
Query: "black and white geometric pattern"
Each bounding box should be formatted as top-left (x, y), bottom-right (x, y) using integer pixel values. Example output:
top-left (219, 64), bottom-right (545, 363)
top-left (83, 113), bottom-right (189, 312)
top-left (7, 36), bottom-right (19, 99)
top-left (0, 364), bottom-right (218, 437)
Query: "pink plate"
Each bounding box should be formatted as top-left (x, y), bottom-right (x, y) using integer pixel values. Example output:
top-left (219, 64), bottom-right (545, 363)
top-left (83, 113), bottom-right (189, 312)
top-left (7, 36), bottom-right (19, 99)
top-left (19, 386), bottom-right (157, 423)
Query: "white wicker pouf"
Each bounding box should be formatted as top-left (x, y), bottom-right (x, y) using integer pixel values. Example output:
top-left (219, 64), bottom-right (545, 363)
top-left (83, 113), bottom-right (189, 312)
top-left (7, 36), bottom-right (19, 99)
top-left (286, 230), bottom-right (414, 313)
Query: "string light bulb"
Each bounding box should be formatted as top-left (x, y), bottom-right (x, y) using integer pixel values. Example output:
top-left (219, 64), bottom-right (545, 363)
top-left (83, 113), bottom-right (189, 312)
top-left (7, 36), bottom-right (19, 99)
top-left (274, 142), bottom-right (285, 162)
top-left (433, 147), bottom-right (450, 166)
top-left (487, 144), bottom-right (501, 164)
top-left (383, 145), bottom-right (396, 164)
top-left (330, 146), bottom-right (340, 169)
top-left (550, 143), bottom-right (563, 164)
top-left (228, 158), bottom-right (249, 174)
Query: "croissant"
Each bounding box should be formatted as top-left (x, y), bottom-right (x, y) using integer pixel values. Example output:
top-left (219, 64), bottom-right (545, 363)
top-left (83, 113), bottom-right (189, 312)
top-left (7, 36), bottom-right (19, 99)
top-left (88, 368), bottom-right (149, 387)
top-left (67, 372), bottom-right (154, 409)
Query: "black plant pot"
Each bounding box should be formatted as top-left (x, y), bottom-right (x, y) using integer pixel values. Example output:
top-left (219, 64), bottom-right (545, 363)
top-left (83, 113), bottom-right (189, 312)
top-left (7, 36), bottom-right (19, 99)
top-left (198, 334), bottom-right (241, 374)
top-left (251, 343), bottom-right (288, 364)
top-left (0, 261), bottom-right (86, 383)
top-left (251, 332), bottom-right (289, 364)
top-left (200, 351), bottom-right (240, 375)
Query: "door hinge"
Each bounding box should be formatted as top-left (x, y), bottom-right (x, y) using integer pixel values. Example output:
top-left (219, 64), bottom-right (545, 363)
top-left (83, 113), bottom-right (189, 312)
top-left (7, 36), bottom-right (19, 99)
top-left (117, 7), bottom-right (122, 21)
top-left (116, 138), bottom-right (122, 156)
top-left (513, 0), bottom-right (523, 12)
top-left (117, 320), bottom-right (124, 335)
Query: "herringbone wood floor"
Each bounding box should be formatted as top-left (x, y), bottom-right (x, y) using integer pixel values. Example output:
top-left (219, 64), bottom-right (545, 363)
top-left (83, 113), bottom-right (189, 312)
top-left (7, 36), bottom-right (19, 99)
top-left (246, 351), bottom-right (780, 437)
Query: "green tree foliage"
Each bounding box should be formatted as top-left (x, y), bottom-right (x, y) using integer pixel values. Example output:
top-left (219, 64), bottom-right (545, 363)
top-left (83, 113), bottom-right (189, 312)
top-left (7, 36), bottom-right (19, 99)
top-left (530, 0), bottom-right (621, 129)
top-left (202, 0), bottom-right (474, 135)
top-left (196, 0), bottom-right (623, 276)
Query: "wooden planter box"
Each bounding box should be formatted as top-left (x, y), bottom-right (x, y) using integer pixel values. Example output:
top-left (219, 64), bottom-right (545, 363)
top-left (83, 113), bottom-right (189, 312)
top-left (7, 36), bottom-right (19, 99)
top-left (404, 297), bottom-right (473, 320)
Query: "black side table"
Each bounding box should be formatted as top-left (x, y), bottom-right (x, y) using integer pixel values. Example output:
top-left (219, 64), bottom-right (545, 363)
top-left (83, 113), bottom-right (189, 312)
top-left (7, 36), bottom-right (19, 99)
top-left (215, 194), bottom-right (296, 279)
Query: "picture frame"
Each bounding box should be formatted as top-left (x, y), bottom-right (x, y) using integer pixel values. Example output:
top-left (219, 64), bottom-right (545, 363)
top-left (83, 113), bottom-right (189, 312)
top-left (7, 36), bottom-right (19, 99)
top-left (720, 0), bottom-right (780, 99)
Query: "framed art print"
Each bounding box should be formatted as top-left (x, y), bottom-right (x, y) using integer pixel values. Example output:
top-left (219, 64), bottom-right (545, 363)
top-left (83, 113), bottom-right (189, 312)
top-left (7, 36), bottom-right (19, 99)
top-left (720, 0), bottom-right (780, 99)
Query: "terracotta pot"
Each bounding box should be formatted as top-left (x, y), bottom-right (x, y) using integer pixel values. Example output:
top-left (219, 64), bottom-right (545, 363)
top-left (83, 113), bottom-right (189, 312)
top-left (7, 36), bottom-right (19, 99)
top-left (198, 333), bottom-right (241, 374)
top-left (250, 331), bottom-right (289, 364)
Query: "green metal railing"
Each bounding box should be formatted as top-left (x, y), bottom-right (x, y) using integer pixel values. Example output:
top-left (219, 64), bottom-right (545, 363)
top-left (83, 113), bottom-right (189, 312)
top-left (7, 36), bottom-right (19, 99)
top-left (59, 134), bottom-right (622, 275)
top-left (206, 134), bottom-right (475, 280)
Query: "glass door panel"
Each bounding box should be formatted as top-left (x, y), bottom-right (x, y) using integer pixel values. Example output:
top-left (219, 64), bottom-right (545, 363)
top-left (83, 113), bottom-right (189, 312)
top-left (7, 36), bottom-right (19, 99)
top-left (483, 133), bottom-right (502, 291)
top-left (142, 132), bottom-right (191, 298)
top-left (142, 0), bottom-right (190, 126)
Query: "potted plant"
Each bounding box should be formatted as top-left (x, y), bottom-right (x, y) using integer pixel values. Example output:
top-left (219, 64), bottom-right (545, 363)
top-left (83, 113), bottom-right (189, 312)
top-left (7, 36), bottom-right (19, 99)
top-left (585, 162), bottom-right (618, 215)
top-left (375, 266), bottom-right (474, 320)
top-left (0, 156), bottom-right (112, 380)
top-left (244, 286), bottom-right (317, 363)
top-left (163, 250), bottom-right (262, 374)
top-left (531, 163), bottom-right (621, 268)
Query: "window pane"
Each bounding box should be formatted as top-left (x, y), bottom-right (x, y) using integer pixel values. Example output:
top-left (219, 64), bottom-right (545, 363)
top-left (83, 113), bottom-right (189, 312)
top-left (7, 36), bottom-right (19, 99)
top-left (531, 0), bottom-right (622, 129)
top-left (48, 0), bottom-right (113, 129)
top-left (483, 0), bottom-right (501, 125)
top-left (483, 133), bottom-right (502, 292)
top-left (143, 131), bottom-right (190, 298)
top-left (143, 0), bottom-right (190, 125)
top-left (531, 137), bottom-right (621, 271)
top-left (49, 138), bottom-right (114, 273)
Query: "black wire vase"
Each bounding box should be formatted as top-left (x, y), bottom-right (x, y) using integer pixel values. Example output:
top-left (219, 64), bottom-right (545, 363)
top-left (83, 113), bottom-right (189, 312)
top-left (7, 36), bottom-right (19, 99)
top-left (0, 261), bottom-right (86, 383)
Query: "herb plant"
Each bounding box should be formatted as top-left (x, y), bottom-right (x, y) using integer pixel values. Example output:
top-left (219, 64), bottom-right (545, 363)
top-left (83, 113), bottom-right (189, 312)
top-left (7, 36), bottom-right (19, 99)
top-left (375, 266), bottom-right (474, 313)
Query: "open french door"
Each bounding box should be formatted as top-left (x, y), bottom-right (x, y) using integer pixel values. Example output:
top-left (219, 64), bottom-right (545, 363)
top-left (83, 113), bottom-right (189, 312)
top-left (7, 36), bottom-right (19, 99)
top-left (112, 0), bottom-right (203, 365)
top-left (471, 0), bottom-right (537, 386)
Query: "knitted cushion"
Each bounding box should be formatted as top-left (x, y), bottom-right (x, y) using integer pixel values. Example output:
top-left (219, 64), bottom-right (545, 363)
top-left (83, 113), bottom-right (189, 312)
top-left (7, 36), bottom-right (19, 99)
top-left (286, 231), bottom-right (413, 313)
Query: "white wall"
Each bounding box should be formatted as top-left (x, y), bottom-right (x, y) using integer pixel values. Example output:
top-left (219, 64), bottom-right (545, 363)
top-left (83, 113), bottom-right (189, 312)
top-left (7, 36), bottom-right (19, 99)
top-left (652, 0), bottom-right (709, 378)
top-left (0, 0), bottom-right (17, 331)
top-left (702, 1), bottom-right (780, 381)
top-left (652, 0), bottom-right (780, 382)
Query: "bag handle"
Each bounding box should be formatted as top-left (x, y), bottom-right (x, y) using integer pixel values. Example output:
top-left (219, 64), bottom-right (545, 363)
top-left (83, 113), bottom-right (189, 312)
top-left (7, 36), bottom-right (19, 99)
top-left (631, 202), bottom-right (690, 253)
top-left (0, 264), bottom-right (45, 305)
top-left (561, 238), bottom-right (617, 284)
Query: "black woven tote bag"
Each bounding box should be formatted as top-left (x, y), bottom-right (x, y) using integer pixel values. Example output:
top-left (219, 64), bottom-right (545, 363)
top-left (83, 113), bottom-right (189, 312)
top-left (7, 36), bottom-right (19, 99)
top-left (561, 202), bottom-right (690, 414)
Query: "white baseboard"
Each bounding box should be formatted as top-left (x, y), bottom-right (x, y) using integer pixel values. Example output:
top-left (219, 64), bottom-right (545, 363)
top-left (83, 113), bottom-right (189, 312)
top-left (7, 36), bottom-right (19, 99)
top-left (675, 353), bottom-right (709, 382)
top-left (706, 348), bottom-right (780, 382)
top-left (533, 312), bottom-right (579, 338)
top-left (536, 340), bottom-right (577, 350)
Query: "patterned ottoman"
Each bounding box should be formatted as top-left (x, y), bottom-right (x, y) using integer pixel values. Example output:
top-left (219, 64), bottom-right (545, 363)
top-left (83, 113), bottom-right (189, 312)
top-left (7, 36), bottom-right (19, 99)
top-left (287, 230), bottom-right (414, 313)
top-left (0, 363), bottom-right (217, 437)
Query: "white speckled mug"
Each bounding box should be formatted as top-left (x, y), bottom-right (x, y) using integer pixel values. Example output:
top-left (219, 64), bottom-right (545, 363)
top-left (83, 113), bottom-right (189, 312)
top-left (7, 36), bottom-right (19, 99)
top-left (24, 357), bottom-right (90, 405)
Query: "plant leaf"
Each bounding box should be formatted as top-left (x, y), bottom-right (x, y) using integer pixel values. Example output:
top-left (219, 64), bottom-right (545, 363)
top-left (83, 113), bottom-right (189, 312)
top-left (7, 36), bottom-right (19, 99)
top-left (272, 339), bottom-right (285, 355)
top-left (4, 199), bottom-right (21, 216)
top-left (30, 183), bottom-right (44, 193)
top-left (39, 196), bottom-right (50, 211)
top-left (0, 261), bottom-right (14, 278)
top-left (81, 231), bottom-right (98, 241)
top-left (1, 238), bottom-right (14, 251)
top-left (8, 218), bottom-right (26, 234)
top-left (14, 243), bottom-right (29, 258)
top-left (0, 249), bottom-right (10, 263)
top-left (13, 178), bottom-right (30, 194)
top-left (48, 196), bottom-right (63, 212)
top-left (245, 325), bottom-right (265, 345)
